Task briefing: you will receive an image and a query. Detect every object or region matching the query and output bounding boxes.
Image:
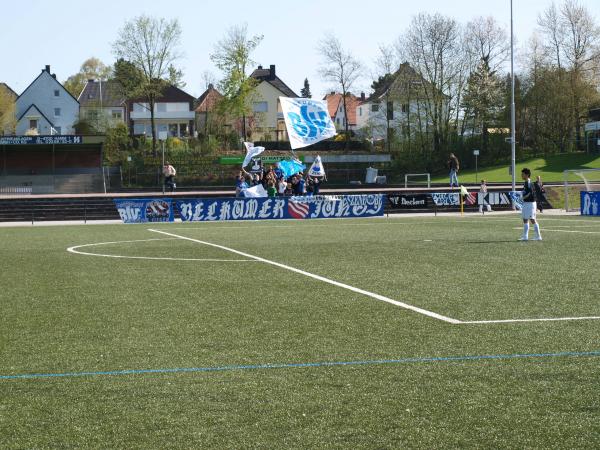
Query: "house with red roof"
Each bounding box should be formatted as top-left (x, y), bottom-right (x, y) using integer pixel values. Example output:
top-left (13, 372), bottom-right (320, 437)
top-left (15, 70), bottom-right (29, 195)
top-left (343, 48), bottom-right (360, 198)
top-left (323, 92), bottom-right (363, 133)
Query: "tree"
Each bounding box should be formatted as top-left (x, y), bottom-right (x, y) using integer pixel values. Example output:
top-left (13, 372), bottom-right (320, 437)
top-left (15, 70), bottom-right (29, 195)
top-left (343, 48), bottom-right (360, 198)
top-left (300, 78), bottom-right (312, 98)
top-left (462, 58), bottom-right (505, 149)
top-left (0, 87), bottom-right (16, 135)
top-left (318, 33), bottom-right (363, 148)
top-left (537, 0), bottom-right (600, 150)
top-left (210, 24), bottom-right (263, 141)
top-left (398, 13), bottom-right (463, 156)
top-left (63, 57), bottom-right (112, 98)
top-left (113, 15), bottom-right (183, 154)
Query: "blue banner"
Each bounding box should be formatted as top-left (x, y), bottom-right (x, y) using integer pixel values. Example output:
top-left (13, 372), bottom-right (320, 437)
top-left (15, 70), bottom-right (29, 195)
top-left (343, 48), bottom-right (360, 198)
top-left (176, 195), bottom-right (384, 222)
top-left (114, 198), bottom-right (174, 223)
top-left (581, 191), bottom-right (600, 216)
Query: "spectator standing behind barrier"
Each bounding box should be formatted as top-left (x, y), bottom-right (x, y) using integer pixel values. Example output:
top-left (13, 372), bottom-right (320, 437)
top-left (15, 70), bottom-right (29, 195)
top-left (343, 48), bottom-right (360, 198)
top-left (277, 177), bottom-right (287, 196)
top-left (534, 176), bottom-right (547, 212)
top-left (235, 171), bottom-right (249, 197)
top-left (448, 153), bottom-right (459, 189)
top-left (163, 162), bottom-right (177, 192)
top-left (479, 179), bottom-right (492, 213)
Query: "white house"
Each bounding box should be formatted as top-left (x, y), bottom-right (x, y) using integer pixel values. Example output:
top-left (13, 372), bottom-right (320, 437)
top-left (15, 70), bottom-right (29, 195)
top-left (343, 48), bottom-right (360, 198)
top-left (324, 92), bottom-right (362, 133)
top-left (15, 65), bottom-right (79, 135)
top-left (128, 85), bottom-right (196, 138)
top-left (78, 80), bottom-right (127, 132)
top-left (356, 63), bottom-right (431, 141)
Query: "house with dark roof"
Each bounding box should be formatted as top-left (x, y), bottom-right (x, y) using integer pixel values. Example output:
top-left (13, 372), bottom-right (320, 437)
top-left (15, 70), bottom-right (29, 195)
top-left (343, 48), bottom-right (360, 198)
top-left (79, 80), bottom-right (127, 132)
top-left (128, 85), bottom-right (196, 138)
top-left (195, 83), bottom-right (223, 136)
top-left (15, 65), bottom-right (79, 135)
top-left (356, 63), bottom-right (431, 140)
top-left (324, 92), bottom-right (362, 132)
top-left (247, 64), bottom-right (298, 141)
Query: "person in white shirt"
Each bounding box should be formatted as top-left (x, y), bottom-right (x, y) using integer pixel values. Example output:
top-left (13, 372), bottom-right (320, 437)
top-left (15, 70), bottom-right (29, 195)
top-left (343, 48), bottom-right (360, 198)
top-left (479, 179), bottom-right (492, 213)
top-left (162, 162), bottom-right (176, 192)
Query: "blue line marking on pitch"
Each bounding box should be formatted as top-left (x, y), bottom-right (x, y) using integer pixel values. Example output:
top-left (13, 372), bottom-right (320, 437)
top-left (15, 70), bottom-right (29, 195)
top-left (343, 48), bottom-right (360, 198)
top-left (1, 350), bottom-right (599, 381)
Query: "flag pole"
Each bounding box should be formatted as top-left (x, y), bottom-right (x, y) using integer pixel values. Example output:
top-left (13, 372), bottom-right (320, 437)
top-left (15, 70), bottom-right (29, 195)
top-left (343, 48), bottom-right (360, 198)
top-left (510, 0), bottom-right (517, 198)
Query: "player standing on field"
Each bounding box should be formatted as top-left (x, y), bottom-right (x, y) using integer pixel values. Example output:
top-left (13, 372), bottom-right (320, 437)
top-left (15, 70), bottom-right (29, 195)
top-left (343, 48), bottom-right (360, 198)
top-left (519, 168), bottom-right (542, 241)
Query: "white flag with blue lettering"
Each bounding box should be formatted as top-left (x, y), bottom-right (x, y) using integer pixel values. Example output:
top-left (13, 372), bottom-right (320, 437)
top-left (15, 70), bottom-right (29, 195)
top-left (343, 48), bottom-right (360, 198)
top-left (280, 97), bottom-right (336, 150)
top-left (308, 155), bottom-right (326, 178)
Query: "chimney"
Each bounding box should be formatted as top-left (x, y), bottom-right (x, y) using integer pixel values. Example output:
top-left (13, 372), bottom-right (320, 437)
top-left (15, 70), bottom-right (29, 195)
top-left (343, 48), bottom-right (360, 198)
top-left (52, 74), bottom-right (56, 79)
top-left (208, 83), bottom-right (214, 90)
top-left (360, 92), bottom-right (365, 101)
top-left (88, 79), bottom-right (95, 83)
top-left (330, 91), bottom-right (335, 95)
top-left (269, 64), bottom-right (275, 78)
top-left (44, 65), bottom-right (51, 73)
top-left (258, 65), bottom-right (263, 70)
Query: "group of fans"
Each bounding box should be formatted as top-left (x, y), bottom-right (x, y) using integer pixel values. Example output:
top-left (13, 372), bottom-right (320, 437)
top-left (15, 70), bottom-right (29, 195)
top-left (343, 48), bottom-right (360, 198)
top-left (235, 166), bottom-right (323, 198)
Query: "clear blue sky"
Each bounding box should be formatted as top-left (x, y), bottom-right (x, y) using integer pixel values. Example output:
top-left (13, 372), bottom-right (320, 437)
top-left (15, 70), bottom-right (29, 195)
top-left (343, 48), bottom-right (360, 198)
top-left (1, 0), bottom-right (597, 98)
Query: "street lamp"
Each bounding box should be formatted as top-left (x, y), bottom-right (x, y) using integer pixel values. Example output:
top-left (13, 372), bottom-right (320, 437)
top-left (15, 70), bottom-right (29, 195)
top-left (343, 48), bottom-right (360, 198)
top-left (159, 130), bottom-right (168, 194)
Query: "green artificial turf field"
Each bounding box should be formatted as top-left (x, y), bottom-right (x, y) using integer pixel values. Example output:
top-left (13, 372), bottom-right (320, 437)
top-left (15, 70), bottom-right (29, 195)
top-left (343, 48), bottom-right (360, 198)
top-left (1, 215), bottom-right (600, 448)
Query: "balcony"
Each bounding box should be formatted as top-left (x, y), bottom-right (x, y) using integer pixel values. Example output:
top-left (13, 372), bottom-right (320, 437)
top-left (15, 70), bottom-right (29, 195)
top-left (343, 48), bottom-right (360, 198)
top-left (130, 110), bottom-right (195, 120)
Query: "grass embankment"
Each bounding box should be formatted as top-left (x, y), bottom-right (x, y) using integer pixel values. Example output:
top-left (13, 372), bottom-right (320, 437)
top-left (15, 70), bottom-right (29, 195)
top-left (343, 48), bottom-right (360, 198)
top-left (431, 153), bottom-right (600, 184)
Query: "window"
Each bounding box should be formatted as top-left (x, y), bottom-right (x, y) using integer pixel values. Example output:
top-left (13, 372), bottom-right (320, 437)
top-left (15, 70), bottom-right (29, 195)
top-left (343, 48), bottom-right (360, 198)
top-left (401, 104), bottom-right (408, 113)
top-left (157, 103), bottom-right (167, 113)
top-left (112, 110), bottom-right (122, 120)
top-left (336, 118), bottom-right (340, 125)
top-left (29, 119), bottom-right (38, 130)
top-left (387, 102), bottom-right (394, 120)
top-left (253, 102), bottom-right (268, 113)
top-left (54, 108), bottom-right (61, 117)
top-left (359, 107), bottom-right (362, 117)
top-left (54, 90), bottom-right (60, 97)
top-left (371, 104), bottom-right (379, 112)
top-left (54, 126), bottom-right (62, 135)
top-left (169, 124), bottom-right (179, 137)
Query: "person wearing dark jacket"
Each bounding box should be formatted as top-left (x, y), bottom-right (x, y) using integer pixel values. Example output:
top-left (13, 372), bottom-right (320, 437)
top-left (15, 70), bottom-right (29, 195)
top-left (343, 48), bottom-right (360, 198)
top-left (534, 176), bottom-right (547, 212)
top-left (519, 168), bottom-right (542, 241)
top-left (448, 153), bottom-right (460, 188)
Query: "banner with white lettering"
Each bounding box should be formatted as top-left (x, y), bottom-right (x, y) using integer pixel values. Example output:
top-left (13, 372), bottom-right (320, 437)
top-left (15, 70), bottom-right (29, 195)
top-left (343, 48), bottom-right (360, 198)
top-left (279, 97), bottom-right (336, 149)
top-left (387, 194), bottom-right (429, 209)
top-left (114, 198), bottom-right (174, 223)
top-left (581, 191), bottom-right (600, 216)
top-left (176, 195), bottom-right (384, 222)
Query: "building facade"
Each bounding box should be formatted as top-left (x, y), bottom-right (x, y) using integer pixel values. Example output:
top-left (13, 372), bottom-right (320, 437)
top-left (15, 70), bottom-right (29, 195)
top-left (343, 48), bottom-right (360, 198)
top-left (15, 65), bottom-right (79, 135)
top-left (79, 80), bottom-right (127, 132)
top-left (247, 65), bottom-right (298, 141)
top-left (129, 85), bottom-right (196, 138)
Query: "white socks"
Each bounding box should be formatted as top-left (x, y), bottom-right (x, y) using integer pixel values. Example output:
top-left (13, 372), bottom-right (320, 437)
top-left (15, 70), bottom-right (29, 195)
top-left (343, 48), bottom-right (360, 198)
top-left (534, 223), bottom-right (541, 239)
top-left (523, 223), bottom-right (530, 239)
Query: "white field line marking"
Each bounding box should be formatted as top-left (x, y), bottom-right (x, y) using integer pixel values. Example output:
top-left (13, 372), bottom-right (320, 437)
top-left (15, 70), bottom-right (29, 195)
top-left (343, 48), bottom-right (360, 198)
top-left (148, 228), bottom-right (461, 324)
top-left (536, 225), bottom-right (600, 228)
top-left (512, 227), bottom-right (600, 235)
top-left (537, 218), bottom-right (600, 223)
top-left (462, 316), bottom-right (600, 324)
top-left (165, 221), bottom-right (443, 231)
top-left (543, 229), bottom-right (600, 234)
top-left (67, 238), bottom-right (256, 262)
top-left (163, 218), bottom-right (524, 232)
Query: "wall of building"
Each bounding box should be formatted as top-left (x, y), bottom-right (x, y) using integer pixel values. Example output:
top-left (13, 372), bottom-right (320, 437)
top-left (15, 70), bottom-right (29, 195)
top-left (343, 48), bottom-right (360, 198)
top-left (16, 71), bottom-right (79, 135)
